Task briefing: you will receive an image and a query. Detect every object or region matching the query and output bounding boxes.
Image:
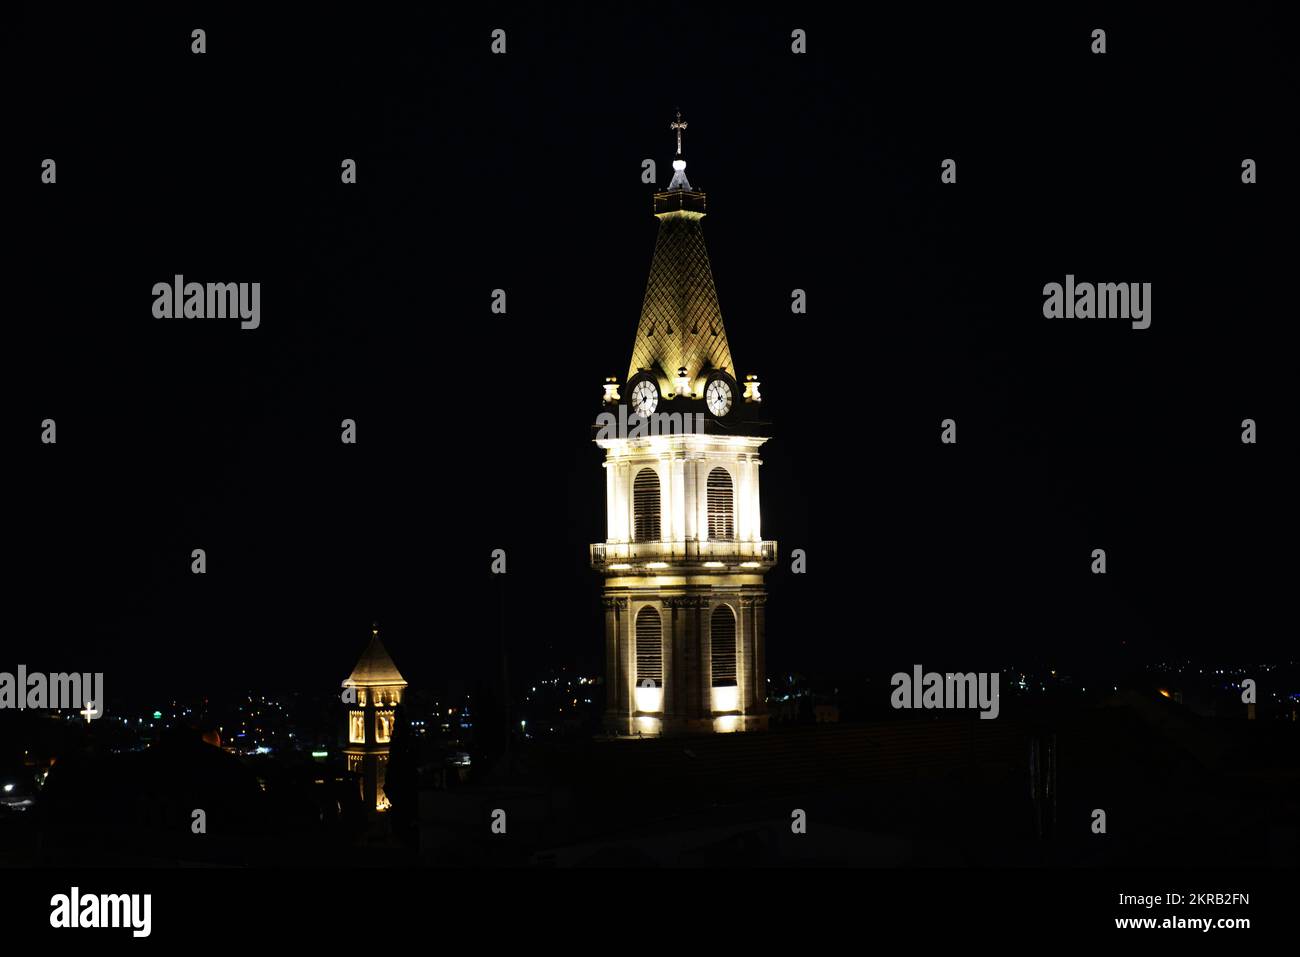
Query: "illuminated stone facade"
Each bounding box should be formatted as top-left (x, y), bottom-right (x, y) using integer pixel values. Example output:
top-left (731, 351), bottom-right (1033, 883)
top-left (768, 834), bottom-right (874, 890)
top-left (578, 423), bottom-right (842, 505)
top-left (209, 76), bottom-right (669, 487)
top-left (341, 624), bottom-right (407, 811)
top-left (592, 116), bottom-right (775, 736)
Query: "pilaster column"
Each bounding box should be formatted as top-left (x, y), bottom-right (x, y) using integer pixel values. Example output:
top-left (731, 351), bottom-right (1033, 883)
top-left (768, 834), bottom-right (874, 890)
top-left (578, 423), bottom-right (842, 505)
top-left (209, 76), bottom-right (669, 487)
top-left (684, 456), bottom-right (698, 543)
top-left (621, 461), bottom-right (633, 544)
top-left (696, 457), bottom-right (709, 544)
top-left (614, 599), bottom-right (630, 723)
top-left (671, 454), bottom-right (687, 546)
top-left (735, 458), bottom-right (750, 542)
top-left (736, 597), bottom-right (751, 714)
top-left (625, 599), bottom-right (636, 723)
top-left (682, 596), bottom-right (700, 721)
top-left (661, 599), bottom-right (674, 716)
top-left (657, 460), bottom-right (669, 543)
top-left (700, 599), bottom-right (713, 715)
top-left (604, 461), bottom-right (615, 541)
top-left (742, 455), bottom-right (761, 542)
top-left (603, 597), bottom-right (618, 713)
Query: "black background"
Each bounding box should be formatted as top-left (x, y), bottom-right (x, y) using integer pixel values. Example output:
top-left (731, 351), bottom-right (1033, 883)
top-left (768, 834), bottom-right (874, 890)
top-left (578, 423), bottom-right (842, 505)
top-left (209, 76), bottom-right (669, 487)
top-left (7, 2), bottom-right (1289, 707)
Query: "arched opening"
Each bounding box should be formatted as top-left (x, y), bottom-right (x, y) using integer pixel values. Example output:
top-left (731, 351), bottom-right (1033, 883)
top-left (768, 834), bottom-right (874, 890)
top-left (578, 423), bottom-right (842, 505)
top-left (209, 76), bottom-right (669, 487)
top-left (711, 604), bottom-right (740, 714)
top-left (635, 606), bottom-right (663, 688)
top-left (633, 467), bottom-right (661, 542)
top-left (711, 605), bottom-right (737, 687)
top-left (375, 710), bottom-right (394, 743)
top-left (707, 467), bottom-right (734, 541)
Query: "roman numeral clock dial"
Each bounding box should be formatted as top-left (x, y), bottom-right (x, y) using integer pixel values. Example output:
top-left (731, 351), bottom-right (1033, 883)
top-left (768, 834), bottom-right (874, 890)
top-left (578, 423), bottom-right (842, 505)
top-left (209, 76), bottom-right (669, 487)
top-left (706, 378), bottom-right (732, 417)
top-left (631, 379), bottom-right (659, 415)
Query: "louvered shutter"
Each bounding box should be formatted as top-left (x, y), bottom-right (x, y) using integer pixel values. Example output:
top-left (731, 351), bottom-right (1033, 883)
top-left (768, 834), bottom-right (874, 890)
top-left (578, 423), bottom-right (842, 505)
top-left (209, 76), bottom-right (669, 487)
top-left (635, 606), bottom-right (663, 687)
top-left (711, 605), bottom-right (737, 687)
top-left (633, 467), bottom-right (661, 542)
top-left (707, 467), bottom-right (734, 540)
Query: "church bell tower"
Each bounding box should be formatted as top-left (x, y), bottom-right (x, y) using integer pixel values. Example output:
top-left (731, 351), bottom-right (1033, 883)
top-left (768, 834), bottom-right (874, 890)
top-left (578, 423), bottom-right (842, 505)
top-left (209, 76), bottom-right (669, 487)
top-left (341, 623), bottom-right (407, 811)
top-left (591, 112), bottom-right (775, 736)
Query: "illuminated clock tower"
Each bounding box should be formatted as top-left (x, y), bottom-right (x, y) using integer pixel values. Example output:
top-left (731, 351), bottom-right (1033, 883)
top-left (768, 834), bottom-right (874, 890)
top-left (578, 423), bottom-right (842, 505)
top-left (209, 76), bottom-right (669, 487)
top-left (591, 112), bottom-right (775, 736)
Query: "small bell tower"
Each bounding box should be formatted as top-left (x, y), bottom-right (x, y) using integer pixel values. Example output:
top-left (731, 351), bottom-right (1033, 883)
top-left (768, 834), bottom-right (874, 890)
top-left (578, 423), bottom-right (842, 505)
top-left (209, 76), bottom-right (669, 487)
top-left (341, 623), bottom-right (408, 811)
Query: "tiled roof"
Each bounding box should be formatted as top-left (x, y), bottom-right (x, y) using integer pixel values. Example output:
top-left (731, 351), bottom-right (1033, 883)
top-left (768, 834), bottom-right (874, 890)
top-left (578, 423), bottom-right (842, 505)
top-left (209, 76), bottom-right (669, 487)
top-left (342, 631), bottom-right (407, 688)
top-left (626, 202), bottom-right (734, 389)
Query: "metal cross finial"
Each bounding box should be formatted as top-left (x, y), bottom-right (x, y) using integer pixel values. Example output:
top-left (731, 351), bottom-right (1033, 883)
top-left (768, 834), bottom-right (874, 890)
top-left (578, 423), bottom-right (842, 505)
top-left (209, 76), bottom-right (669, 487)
top-left (670, 109), bottom-right (688, 156)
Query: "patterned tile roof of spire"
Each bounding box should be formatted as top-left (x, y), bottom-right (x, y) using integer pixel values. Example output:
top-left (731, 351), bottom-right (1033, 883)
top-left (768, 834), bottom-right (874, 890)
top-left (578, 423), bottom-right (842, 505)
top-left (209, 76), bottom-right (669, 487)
top-left (626, 114), bottom-right (733, 390)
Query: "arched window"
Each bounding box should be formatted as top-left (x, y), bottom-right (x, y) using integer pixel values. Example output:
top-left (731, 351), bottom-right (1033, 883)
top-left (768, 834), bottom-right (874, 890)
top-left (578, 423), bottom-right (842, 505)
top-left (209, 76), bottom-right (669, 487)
top-left (375, 710), bottom-right (394, 743)
top-left (711, 605), bottom-right (737, 687)
top-left (633, 467), bottom-right (661, 542)
top-left (635, 606), bottom-right (663, 687)
top-left (707, 467), bottom-right (734, 541)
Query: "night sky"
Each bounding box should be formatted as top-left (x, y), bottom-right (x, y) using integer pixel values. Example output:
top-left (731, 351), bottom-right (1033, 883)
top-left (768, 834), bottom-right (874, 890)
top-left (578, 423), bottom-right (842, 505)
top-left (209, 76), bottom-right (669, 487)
top-left (8, 4), bottom-right (1287, 707)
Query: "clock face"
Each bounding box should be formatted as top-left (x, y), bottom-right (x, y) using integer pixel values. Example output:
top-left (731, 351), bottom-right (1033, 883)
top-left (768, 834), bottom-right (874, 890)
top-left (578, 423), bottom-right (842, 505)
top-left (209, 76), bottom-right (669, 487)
top-left (630, 380), bottom-right (659, 415)
top-left (706, 379), bottom-right (733, 417)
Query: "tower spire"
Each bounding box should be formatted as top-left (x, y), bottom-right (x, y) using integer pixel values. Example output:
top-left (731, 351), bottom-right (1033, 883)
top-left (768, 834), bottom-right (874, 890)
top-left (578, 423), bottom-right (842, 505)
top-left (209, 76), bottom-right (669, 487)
top-left (629, 109), bottom-right (731, 391)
